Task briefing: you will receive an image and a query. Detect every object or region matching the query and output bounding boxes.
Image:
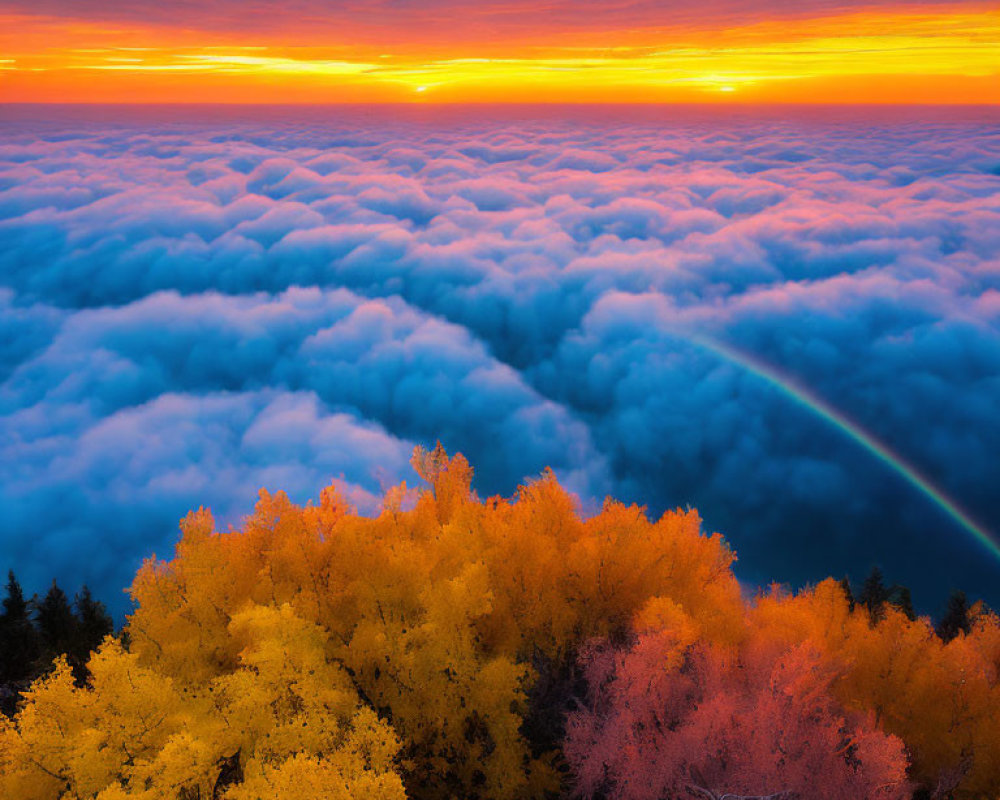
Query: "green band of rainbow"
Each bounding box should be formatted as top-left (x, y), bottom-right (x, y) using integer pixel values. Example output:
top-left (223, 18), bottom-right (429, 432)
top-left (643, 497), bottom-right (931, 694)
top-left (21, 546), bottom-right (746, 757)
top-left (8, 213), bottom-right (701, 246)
top-left (691, 335), bottom-right (999, 562)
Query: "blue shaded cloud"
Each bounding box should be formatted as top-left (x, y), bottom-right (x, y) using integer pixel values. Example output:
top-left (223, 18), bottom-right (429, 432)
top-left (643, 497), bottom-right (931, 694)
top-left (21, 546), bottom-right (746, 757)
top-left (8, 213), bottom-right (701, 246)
top-left (1, 106), bottom-right (999, 615)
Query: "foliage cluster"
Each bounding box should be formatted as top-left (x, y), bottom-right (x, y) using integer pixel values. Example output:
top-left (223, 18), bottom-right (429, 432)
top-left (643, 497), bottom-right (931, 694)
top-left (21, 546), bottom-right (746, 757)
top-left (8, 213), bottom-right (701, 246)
top-left (1, 446), bottom-right (998, 799)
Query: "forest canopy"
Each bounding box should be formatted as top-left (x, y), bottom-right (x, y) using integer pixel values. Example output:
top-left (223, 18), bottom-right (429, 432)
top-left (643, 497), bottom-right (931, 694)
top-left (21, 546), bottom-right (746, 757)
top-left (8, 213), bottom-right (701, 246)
top-left (2, 445), bottom-right (999, 800)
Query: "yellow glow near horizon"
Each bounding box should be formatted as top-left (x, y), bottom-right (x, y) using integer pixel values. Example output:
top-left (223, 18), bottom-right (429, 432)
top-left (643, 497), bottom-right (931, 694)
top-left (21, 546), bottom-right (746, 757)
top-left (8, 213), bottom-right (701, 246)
top-left (0, 7), bottom-right (997, 103)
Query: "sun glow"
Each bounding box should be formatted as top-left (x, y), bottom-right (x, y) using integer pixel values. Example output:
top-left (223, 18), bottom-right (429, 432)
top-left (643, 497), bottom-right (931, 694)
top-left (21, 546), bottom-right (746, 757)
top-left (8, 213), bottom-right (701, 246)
top-left (0, 6), bottom-right (997, 102)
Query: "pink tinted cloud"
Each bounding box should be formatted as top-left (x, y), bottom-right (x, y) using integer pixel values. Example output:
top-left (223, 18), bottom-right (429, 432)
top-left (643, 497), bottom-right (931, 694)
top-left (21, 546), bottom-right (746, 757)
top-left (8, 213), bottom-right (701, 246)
top-left (2, 107), bottom-right (999, 613)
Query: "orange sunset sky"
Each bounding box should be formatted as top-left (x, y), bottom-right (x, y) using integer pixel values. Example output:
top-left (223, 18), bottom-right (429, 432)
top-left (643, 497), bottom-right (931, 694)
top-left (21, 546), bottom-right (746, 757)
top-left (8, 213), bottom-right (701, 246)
top-left (0, 1), bottom-right (998, 103)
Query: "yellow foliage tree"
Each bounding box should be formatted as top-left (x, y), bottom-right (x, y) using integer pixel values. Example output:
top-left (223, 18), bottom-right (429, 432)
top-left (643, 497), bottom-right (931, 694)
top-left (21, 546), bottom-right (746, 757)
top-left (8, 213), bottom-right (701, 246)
top-left (0, 607), bottom-right (405, 800)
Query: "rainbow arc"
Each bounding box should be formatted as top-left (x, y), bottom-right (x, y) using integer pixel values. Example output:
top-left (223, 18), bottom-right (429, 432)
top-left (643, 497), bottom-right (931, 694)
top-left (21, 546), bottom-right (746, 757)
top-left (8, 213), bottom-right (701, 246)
top-left (691, 335), bottom-right (999, 562)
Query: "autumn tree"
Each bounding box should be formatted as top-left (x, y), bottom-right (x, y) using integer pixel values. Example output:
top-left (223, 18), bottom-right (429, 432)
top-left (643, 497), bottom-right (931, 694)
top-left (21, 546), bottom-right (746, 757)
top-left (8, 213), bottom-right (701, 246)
top-left (0, 605), bottom-right (406, 800)
top-left (751, 579), bottom-right (1000, 797)
top-left (214, 604), bottom-right (407, 800)
top-left (565, 629), bottom-right (910, 800)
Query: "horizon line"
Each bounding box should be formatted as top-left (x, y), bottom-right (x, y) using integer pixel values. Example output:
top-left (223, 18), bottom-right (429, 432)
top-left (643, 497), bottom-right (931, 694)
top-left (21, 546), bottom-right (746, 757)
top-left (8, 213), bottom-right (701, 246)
top-left (3, 100), bottom-right (1000, 107)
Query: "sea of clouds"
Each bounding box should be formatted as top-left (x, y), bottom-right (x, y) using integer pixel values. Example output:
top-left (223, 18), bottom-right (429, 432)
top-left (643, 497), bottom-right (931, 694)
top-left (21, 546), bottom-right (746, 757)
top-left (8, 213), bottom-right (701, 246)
top-left (1, 105), bottom-right (998, 615)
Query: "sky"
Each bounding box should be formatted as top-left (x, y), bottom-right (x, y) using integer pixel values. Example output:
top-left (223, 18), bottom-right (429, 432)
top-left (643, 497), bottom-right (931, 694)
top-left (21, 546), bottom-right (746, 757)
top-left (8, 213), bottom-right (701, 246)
top-left (0, 1), bottom-right (998, 103)
top-left (1, 104), bottom-right (999, 617)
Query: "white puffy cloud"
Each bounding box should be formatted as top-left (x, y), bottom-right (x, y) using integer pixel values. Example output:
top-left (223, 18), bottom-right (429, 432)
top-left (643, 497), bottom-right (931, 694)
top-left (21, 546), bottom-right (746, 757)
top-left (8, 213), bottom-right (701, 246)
top-left (2, 107), bottom-right (999, 613)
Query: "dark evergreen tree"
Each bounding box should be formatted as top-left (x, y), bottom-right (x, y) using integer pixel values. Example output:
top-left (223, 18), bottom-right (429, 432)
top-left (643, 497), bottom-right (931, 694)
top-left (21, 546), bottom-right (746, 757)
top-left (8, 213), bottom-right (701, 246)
top-left (888, 585), bottom-right (916, 621)
top-left (35, 580), bottom-right (78, 662)
top-left (1, 571), bottom-right (28, 620)
top-left (73, 584), bottom-right (113, 662)
top-left (857, 567), bottom-right (891, 624)
top-left (838, 576), bottom-right (855, 612)
top-left (520, 647), bottom-right (588, 761)
top-left (937, 590), bottom-right (972, 642)
top-left (0, 571), bottom-right (40, 715)
top-left (1, 571), bottom-right (38, 679)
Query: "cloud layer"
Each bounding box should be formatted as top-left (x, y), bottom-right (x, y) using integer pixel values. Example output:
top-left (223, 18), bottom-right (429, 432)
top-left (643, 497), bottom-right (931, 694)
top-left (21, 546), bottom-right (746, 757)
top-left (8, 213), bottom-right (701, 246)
top-left (2, 105), bottom-right (999, 614)
top-left (2, 0), bottom-right (981, 40)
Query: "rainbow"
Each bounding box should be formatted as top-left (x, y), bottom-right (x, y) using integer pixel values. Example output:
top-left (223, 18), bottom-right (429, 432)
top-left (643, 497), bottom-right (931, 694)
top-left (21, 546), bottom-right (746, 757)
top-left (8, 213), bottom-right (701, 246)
top-left (691, 335), bottom-right (1000, 562)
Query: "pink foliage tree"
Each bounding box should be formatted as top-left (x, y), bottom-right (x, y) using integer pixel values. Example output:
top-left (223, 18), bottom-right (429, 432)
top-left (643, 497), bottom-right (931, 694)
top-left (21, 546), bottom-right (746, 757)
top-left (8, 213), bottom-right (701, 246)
top-left (564, 633), bottom-right (911, 800)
